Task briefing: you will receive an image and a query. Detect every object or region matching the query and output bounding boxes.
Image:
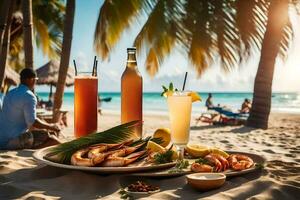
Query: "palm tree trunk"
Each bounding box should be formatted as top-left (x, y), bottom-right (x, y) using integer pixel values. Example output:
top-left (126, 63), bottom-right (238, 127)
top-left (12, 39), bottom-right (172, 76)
top-left (0, 0), bottom-right (10, 56)
top-left (22, 0), bottom-right (34, 69)
top-left (0, 0), bottom-right (15, 89)
top-left (247, 0), bottom-right (289, 129)
top-left (53, 0), bottom-right (75, 122)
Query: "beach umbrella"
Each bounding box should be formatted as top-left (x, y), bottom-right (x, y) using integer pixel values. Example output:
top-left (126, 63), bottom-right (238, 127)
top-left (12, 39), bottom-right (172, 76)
top-left (4, 67), bottom-right (20, 86)
top-left (36, 60), bottom-right (75, 99)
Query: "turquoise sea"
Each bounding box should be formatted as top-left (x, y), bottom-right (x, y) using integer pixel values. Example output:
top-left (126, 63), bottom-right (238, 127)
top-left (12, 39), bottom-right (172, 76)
top-left (37, 92), bottom-right (300, 115)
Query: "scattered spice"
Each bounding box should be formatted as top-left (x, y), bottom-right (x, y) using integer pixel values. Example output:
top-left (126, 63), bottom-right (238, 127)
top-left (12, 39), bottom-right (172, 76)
top-left (127, 181), bottom-right (159, 193)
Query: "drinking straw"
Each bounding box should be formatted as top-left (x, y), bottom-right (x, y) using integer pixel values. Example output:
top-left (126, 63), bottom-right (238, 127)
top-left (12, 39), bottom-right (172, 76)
top-left (182, 72), bottom-right (188, 91)
top-left (95, 60), bottom-right (98, 77)
top-left (73, 59), bottom-right (77, 76)
top-left (92, 56), bottom-right (97, 76)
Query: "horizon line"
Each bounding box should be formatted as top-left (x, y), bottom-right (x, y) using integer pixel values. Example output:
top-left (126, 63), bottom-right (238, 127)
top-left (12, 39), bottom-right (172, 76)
top-left (35, 90), bottom-right (300, 94)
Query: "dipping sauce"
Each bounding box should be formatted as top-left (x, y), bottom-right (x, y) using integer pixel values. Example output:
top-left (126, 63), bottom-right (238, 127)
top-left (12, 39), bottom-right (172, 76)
top-left (186, 173), bottom-right (226, 191)
top-left (188, 173), bottom-right (225, 180)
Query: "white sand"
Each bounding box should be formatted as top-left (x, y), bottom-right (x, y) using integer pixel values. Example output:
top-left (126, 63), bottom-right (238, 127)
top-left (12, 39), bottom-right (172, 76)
top-left (0, 112), bottom-right (299, 199)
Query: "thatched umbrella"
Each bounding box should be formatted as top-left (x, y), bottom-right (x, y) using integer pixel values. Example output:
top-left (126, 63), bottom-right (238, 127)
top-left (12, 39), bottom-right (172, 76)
top-left (36, 60), bottom-right (74, 99)
top-left (2, 67), bottom-right (20, 93)
top-left (4, 67), bottom-right (20, 86)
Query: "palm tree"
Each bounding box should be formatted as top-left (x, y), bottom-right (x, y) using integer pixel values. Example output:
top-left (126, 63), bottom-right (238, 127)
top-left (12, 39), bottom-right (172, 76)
top-left (0, 0), bottom-right (15, 88)
top-left (0, 0), bottom-right (11, 55)
top-left (22, 0), bottom-right (34, 69)
top-left (53, 0), bottom-right (75, 122)
top-left (0, 0), bottom-right (64, 88)
top-left (94, 0), bottom-right (298, 129)
top-left (247, 0), bottom-right (290, 129)
top-left (9, 0), bottom-right (65, 71)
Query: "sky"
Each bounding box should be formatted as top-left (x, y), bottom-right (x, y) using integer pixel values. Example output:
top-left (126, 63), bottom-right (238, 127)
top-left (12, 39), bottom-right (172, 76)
top-left (35, 0), bottom-right (300, 93)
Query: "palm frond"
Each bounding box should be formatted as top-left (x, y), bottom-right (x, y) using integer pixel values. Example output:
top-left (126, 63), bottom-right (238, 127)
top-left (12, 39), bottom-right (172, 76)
top-left (94, 0), bottom-right (152, 60)
top-left (278, 19), bottom-right (293, 60)
top-left (145, 48), bottom-right (159, 76)
top-left (32, 0), bottom-right (64, 58)
top-left (213, 0), bottom-right (240, 72)
top-left (46, 24), bottom-right (62, 59)
top-left (34, 19), bottom-right (50, 55)
top-left (93, 0), bottom-right (296, 77)
top-left (134, 0), bottom-right (182, 76)
top-left (134, 0), bottom-right (165, 53)
top-left (184, 0), bottom-right (214, 76)
top-left (46, 121), bottom-right (140, 164)
top-left (236, 0), bottom-right (268, 59)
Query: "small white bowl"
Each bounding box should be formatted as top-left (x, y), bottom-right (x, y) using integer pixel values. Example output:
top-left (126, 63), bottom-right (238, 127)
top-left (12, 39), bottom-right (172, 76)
top-left (186, 173), bottom-right (226, 191)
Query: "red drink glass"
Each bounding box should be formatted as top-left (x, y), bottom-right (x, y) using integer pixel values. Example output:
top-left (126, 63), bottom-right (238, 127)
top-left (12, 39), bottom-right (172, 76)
top-left (74, 73), bottom-right (98, 138)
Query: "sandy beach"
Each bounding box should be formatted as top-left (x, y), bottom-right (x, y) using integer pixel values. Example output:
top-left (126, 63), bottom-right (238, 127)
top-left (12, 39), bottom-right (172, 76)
top-left (0, 111), bottom-right (299, 199)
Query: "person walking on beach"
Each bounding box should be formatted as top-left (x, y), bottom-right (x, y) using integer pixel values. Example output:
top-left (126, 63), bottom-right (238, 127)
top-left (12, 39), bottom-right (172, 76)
top-left (0, 68), bottom-right (61, 150)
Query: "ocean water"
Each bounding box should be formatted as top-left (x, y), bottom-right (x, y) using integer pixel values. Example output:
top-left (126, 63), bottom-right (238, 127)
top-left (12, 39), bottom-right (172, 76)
top-left (37, 92), bottom-right (300, 115)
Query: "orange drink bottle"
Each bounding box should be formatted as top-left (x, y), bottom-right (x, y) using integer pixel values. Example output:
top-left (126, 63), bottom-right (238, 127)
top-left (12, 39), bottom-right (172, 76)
top-left (121, 47), bottom-right (143, 138)
top-left (74, 73), bottom-right (98, 138)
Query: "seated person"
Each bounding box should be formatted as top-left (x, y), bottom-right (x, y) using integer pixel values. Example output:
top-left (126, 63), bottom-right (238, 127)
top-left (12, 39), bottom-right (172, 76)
top-left (0, 68), bottom-right (61, 150)
top-left (196, 93), bottom-right (220, 124)
top-left (205, 93), bottom-right (226, 110)
top-left (240, 98), bottom-right (252, 113)
top-left (205, 93), bottom-right (215, 109)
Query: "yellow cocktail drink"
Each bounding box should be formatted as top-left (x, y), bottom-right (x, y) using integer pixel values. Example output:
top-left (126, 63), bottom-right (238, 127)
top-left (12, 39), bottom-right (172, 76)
top-left (167, 93), bottom-right (192, 146)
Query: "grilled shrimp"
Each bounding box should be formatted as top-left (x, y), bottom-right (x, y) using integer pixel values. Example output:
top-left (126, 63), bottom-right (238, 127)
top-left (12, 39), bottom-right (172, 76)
top-left (191, 163), bottom-right (213, 172)
top-left (204, 154), bottom-right (223, 172)
top-left (210, 154), bottom-right (229, 171)
top-left (101, 150), bottom-right (147, 167)
top-left (228, 154), bottom-right (254, 171)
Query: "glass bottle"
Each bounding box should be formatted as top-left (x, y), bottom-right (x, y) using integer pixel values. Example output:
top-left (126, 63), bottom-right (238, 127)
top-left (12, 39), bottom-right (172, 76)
top-left (121, 47), bottom-right (143, 138)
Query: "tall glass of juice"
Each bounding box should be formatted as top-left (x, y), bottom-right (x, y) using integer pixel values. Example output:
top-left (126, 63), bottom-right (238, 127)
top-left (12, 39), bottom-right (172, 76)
top-left (167, 92), bottom-right (192, 159)
top-left (74, 72), bottom-right (98, 138)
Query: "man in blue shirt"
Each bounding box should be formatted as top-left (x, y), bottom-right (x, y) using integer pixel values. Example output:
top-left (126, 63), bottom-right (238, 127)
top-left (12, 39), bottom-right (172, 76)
top-left (0, 68), bottom-right (61, 149)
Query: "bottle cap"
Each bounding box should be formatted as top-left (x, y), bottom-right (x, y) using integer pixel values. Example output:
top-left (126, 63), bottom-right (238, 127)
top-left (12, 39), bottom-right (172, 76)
top-left (127, 47), bottom-right (136, 51)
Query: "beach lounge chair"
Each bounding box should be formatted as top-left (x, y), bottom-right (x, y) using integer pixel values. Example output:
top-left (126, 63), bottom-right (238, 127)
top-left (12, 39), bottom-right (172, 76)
top-left (196, 107), bottom-right (249, 125)
top-left (195, 110), bottom-right (220, 125)
top-left (212, 107), bottom-right (249, 125)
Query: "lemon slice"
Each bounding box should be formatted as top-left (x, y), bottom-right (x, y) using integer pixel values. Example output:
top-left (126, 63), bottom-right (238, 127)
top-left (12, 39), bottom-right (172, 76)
top-left (186, 144), bottom-right (210, 158)
top-left (153, 128), bottom-right (171, 147)
top-left (188, 92), bottom-right (201, 102)
top-left (210, 148), bottom-right (229, 159)
top-left (146, 141), bottom-right (165, 153)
